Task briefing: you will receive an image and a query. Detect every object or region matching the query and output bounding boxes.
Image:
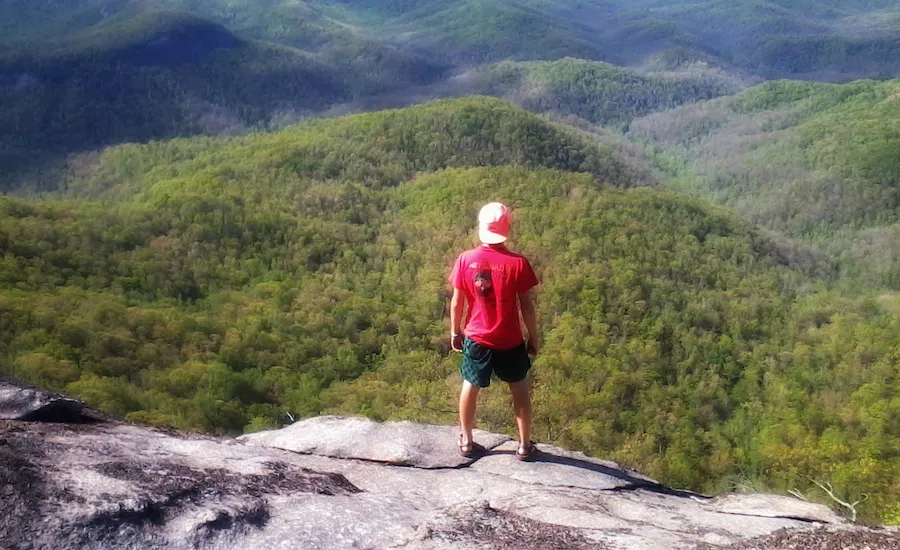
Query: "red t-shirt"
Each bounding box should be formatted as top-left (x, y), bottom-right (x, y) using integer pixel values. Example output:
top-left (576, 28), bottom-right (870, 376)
top-left (449, 244), bottom-right (539, 350)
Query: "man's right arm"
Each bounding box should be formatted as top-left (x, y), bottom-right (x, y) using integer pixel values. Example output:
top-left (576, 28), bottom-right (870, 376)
top-left (519, 289), bottom-right (540, 355)
top-left (450, 287), bottom-right (465, 352)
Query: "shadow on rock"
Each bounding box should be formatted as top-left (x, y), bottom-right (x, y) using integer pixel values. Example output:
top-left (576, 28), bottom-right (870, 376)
top-left (74, 459), bottom-right (363, 547)
top-left (492, 447), bottom-right (704, 499)
top-left (0, 427), bottom-right (49, 546)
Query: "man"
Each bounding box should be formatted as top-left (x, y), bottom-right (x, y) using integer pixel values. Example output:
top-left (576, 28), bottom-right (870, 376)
top-left (449, 202), bottom-right (540, 461)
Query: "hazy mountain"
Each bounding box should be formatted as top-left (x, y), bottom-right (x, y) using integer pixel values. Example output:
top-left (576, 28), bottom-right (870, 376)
top-left (530, 0), bottom-right (900, 79)
top-left (0, 2), bottom-right (443, 189)
top-left (2, 0), bottom-right (899, 189)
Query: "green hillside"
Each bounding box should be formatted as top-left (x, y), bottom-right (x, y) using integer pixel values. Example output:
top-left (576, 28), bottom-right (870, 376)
top-left (308, 0), bottom-right (607, 62)
top-left (313, 0), bottom-right (713, 67)
top-left (2, 0), bottom-right (900, 525)
top-left (61, 0), bottom-right (895, 80)
top-left (147, 0), bottom-right (446, 93)
top-left (1, 2), bottom-right (440, 86)
top-left (2, 98), bottom-right (899, 522)
top-left (0, 0), bottom-right (119, 43)
top-left (458, 58), bottom-right (743, 126)
top-left (4, 0), bottom-right (900, 85)
top-left (629, 78), bottom-right (900, 289)
top-left (0, 11), bottom-right (348, 189)
top-left (384, 0), bottom-right (605, 63)
top-left (64, 96), bottom-right (650, 200)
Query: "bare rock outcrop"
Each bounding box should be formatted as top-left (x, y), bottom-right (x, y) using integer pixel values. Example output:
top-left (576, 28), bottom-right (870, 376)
top-left (0, 378), bottom-right (94, 422)
top-left (2, 382), bottom-right (897, 550)
top-left (239, 415), bottom-right (512, 468)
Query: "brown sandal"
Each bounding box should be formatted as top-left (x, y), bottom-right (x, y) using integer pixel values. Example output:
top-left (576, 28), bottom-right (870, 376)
top-left (458, 435), bottom-right (486, 458)
top-left (516, 440), bottom-right (538, 462)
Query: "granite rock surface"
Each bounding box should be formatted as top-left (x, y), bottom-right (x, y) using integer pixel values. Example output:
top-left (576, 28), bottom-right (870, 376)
top-left (3, 383), bottom-right (897, 550)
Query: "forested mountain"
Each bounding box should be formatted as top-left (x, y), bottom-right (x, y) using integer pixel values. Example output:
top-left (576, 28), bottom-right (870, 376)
top-left (0, 11), bottom-right (351, 188)
top-left (3, 0), bottom-right (900, 190)
top-left (452, 58), bottom-right (744, 127)
top-left (5, 1), bottom-right (899, 85)
top-left (629, 78), bottom-right (900, 289)
top-left (63, 96), bottom-right (652, 200)
top-left (316, 0), bottom-right (611, 63)
top-left (2, 99), bottom-right (899, 523)
top-left (311, 0), bottom-right (900, 78)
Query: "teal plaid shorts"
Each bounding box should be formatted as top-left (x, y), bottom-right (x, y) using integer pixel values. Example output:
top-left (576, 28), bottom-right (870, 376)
top-left (460, 337), bottom-right (531, 388)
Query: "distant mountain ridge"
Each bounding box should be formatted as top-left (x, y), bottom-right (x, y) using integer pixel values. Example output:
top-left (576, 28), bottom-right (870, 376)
top-left (5, 1), bottom-right (898, 79)
top-left (2, 0), bottom-right (900, 189)
top-left (452, 58), bottom-right (744, 126)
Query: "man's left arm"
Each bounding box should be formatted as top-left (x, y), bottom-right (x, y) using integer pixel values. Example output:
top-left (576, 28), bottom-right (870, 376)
top-left (518, 259), bottom-right (541, 355)
top-left (519, 289), bottom-right (540, 355)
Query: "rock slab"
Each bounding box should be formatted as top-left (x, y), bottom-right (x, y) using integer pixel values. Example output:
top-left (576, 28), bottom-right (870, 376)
top-left (2, 382), bottom-right (893, 550)
top-left (240, 415), bottom-right (511, 468)
top-left (0, 378), bottom-right (87, 421)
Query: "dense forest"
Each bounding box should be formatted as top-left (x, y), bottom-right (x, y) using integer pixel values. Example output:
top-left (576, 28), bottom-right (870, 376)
top-left (2, 98), bottom-right (899, 524)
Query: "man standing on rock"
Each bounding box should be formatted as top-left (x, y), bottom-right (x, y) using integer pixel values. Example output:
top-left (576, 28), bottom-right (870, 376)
top-left (449, 202), bottom-right (540, 461)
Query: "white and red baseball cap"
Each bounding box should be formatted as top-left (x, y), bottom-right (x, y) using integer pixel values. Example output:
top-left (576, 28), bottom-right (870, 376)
top-left (478, 202), bottom-right (510, 244)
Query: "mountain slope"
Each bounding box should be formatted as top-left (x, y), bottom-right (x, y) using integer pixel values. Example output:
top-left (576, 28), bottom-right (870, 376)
top-left (0, 10), bottom-right (355, 190)
top-left (3, 2), bottom-right (900, 525)
top-left (629, 78), bottom-right (900, 288)
top-left (3, 0), bottom-right (900, 191)
top-left (527, 0), bottom-right (900, 79)
top-left (454, 58), bottom-right (743, 126)
top-left (383, 0), bottom-right (606, 63)
top-left (64, 96), bottom-right (653, 200)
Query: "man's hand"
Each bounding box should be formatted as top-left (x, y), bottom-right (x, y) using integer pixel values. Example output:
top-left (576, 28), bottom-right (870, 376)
top-left (451, 333), bottom-right (464, 352)
top-left (526, 335), bottom-right (540, 356)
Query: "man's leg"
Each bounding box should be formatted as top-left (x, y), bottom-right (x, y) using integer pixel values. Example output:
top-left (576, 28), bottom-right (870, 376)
top-left (459, 380), bottom-right (481, 445)
top-left (508, 377), bottom-right (532, 448)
